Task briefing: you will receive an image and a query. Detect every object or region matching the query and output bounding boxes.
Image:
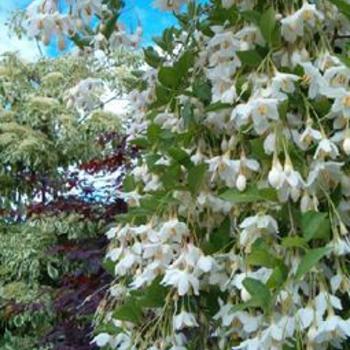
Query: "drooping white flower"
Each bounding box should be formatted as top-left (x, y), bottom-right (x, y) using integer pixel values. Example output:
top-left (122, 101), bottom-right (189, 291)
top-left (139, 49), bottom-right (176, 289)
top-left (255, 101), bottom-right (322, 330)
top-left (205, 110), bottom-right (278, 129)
top-left (306, 160), bottom-right (343, 188)
top-left (93, 333), bottom-right (111, 347)
top-left (159, 219), bottom-right (190, 243)
top-left (239, 214), bottom-right (278, 250)
top-left (161, 268), bottom-right (200, 296)
top-left (300, 62), bottom-right (325, 99)
top-left (214, 301), bottom-right (262, 332)
top-left (327, 236), bottom-right (350, 256)
top-left (314, 138), bottom-right (339, 159)
top-left (235, 25), bottom-right (264, 50)
top-left (310, 315), bottom-right (350, 345)
top-left (280, 3), bottom-right (323, 43)
top-left (298, 125), bottom-right (322, 148)
top-left (197, 192), bottom-right (233, 214)
top-left (324, 65), bottom-right (350, 89)
top-left (116, 190), bottom-right (142, 207)
top-left (206, 153), bottom-right (240, 188)
top-left (299, 3), bottom-right (324, 27)
top-left (250, 98), bottom-right (280, 134)
top-left (154, 112), bottom-right (183, 132)
top-left (325, 87), bottom-right (350, 118)
top-left (173, 311), bottom-right (199, 330)
top-left (315, 291), bottom-right (343, 317)
top-left (233, 316), bottom-right (295, 349)
top-left (271, 72), bottom-right (299, 99)
top-left (296, 306), bottom-right (314, 330)
top-left (207, 62), bottom-right (240, 103)
top-left (232, 97), bottom-right (279, 134)
top-left (281, 12), bottom-right (304, 43)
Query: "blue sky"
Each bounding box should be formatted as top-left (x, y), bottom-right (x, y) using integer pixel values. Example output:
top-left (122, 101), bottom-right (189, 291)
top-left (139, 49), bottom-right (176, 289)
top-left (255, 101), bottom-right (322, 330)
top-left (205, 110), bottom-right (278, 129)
top-left (121, 1), bottom-right (179, 45)
top-left (0, 0), bottom-right (180, 59)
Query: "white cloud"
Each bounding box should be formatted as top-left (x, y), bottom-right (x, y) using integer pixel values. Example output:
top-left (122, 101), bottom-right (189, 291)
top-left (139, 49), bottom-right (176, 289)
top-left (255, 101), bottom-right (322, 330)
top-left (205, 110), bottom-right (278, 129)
top-left (0, 0), bottom-right (42, 61)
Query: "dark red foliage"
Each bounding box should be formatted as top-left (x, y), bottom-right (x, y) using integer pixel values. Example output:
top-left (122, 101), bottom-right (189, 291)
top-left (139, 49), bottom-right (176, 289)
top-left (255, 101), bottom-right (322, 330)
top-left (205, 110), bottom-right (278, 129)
top-left (27, 197), bottom-right (127, 222)
top-left (42, 236), bottom-right (113, 350)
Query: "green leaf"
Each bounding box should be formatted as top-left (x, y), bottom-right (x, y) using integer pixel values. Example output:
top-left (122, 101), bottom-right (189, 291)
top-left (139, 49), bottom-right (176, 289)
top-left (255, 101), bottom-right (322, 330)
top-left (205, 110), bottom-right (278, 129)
top-left (168, 147), bottom-right (191, 167)
top-left (161, 164), bottom-right (182, 189)
top-left (220, 186), bottom-right (277, 204)
top-left (200, 286), bottom-right (225, 317)
top-left (301, 211), bottom-right (331, 242)
top-left (267, 264), bottom-right (288, 289)
top-left (311, 96), bottom-right (331, 117)
top-left (240, 10), bottom-right (261, 24)
top-left (123, 175), bottom-right (136, 192)
top-left (158, 51), bottom-right (194, 90)
top-left (247, 247), bottom-right (279, 268)
top-left (249, 138), bottom-right (270, 160)
top-left (281, 236), bottom-right (308, 250)
top-left (188, 163), bottom-right (207, 194)
top-left (130, 137), bottom-right (149, 148)
top-left (139, 278), bottom-right (168, 308)
top-left (113, 300), bottom-right (143, 323)
top-left (204, 102), bottom-right (232, 112)
top-left (153, 84), bottom-right (172, 107)
top-left (202, 218), bottom-right (233, 254)
top-left (158, 66), bottom-right (182, 90)
top-left (242, 277), bottom-right (272, 313)
top-left (182, 101), bottom-right (195, 128)
top-left (329, 0), bottom-right (350, 19)
top-left (337, 54), bottom-right (350, 68)
top-left (102, 259), bottom-right (115, 275)
top-left (208, 4), bottom-right (238, 25)
top-left (259, 7), bottom-right (277, 44)
top-left (192, 78), bottom-right (211, 103)
top-left (176, 51), bottom-right (194, 76)
top-left (154, 27), bottom-right (175, 52)
top-left (237, 49), bottom-right (263, 67)
top-left (144, 47), bottom-right (162, 68)
top-left (295, 247), bottom-right (331, 280)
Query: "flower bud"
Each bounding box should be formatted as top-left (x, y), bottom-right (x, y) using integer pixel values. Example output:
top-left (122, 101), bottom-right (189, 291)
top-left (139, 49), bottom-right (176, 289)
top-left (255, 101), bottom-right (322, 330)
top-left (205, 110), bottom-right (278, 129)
top-left (221, 138), bottom-right (228, 152)
top-left (291, 187), bottom-right (301, 202)
top-left (300, 192), bottom-right (311, 213)
top-left (240, 287), bottom-right (251, 302)
top-left (236, 173), bottom-right (246, 192)
top-left (268, 164), bottom-right (282, 188)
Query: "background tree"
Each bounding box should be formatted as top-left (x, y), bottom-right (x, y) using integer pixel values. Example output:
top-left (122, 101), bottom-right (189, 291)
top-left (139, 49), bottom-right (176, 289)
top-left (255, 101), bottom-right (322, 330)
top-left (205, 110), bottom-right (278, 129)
top-left (0, 48), bottom-right (141, 349)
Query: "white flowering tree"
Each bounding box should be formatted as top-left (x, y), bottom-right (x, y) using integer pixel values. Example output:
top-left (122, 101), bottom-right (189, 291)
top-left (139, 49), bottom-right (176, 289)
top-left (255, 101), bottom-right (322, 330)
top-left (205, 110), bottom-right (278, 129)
top-left (21, 0), bottom-right (142, 51)
top-left (85, 0), bottom-right (350, 349)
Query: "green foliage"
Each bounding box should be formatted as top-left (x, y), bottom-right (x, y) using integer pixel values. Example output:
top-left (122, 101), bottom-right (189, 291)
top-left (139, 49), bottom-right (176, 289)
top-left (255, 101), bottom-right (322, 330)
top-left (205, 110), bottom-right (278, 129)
top-left (301, 211), bottom-right (331, 241)
top-left (0, 223), bottom-right (56, 283)
top-left (242, 277), bottom-right (272, 313)
top-left (220, 186), bottom-right (278, 203)
top-left (295, 247), bottom-right (331, 280)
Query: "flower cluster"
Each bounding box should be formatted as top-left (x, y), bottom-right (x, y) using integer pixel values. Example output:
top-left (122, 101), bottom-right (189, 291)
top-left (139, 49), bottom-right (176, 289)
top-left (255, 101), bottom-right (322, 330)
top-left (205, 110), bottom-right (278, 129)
top-left (25, 0), bottom-right (142, 51)
top-left (94, 0), bottom-right (350, 349)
